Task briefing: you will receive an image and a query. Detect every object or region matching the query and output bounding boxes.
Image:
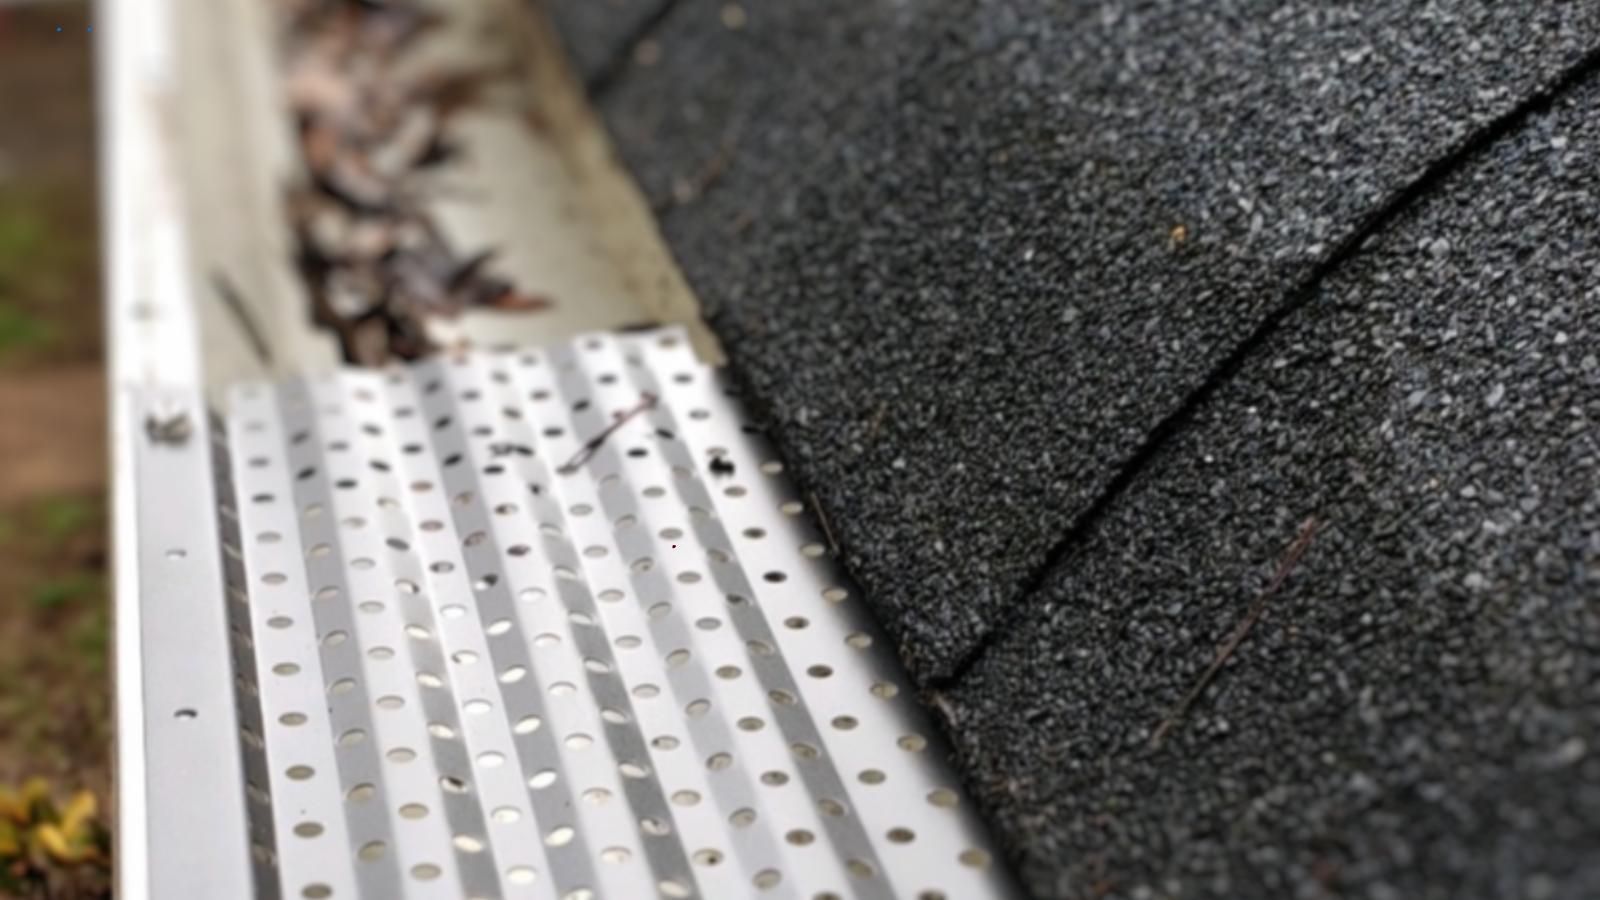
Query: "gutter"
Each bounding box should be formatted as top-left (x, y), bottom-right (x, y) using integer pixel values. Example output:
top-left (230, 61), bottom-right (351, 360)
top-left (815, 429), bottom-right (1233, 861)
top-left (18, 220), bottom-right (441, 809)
top-left (97, 0), bottom-right (1019, 896)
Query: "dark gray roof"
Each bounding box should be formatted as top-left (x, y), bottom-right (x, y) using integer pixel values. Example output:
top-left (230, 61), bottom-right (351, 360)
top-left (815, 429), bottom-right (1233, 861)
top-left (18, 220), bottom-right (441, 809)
top-left (941, 74), bottom-right (1600, 899)
top-left (545, 0), bottom-right (670, 91)
top-left (575, 0), bottom-right (1600, 684)
top-left (551, 1), bottom-right (1600, 896)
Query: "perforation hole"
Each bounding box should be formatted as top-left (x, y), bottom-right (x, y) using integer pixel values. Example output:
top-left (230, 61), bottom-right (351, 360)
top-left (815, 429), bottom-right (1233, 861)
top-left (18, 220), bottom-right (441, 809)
top-left (847, 859), bottom-right (877, 879)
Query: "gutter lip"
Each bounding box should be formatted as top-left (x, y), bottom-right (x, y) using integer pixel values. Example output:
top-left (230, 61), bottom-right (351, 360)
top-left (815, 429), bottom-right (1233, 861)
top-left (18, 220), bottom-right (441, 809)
top-left (99, 0), bottom-right (256, 894)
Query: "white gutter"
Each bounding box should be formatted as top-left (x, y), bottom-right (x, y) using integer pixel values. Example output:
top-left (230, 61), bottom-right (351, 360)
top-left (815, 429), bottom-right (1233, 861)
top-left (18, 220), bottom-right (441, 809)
top-left (99, 0), bottom-right (255, 894)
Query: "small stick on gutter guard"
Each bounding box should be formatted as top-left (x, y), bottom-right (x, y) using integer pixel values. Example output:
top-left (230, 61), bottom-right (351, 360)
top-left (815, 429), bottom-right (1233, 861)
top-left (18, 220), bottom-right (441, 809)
top-left (557, 392), bottom-right (659, 475)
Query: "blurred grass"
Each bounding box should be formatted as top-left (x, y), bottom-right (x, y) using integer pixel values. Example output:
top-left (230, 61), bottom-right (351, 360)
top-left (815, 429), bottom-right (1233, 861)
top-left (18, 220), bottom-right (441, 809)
top-left (30, 572), bottom-right (103, 613)
top-left (36, 497), bottom-right (96, 543)
top-left (0, 178), bottom-right (98, 369)
top-left (0, 304), bottom-right (55, 357)
top-left (0, 190), bottom-right (58, 358)
top-left (0, 6), bottom-right (112, 897)
top-left (0, 494), bottom-right (111, 729)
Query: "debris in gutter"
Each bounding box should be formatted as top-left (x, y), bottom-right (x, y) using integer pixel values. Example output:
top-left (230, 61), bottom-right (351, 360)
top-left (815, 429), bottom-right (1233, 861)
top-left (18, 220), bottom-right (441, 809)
top-left (489, 442), bottom-right (535, 458)
top-left (211, 271), bottom-right (275, 366)
top-left (1150, 516), bottom-right (1320, 748)
top-left (557, 393), bottom-right (659, 475)
top-left (617, 320), bottom-right (668, 334)
top-left (708, 455), bottom-right (736, 476)
top-left (808, 490), bottom-right (842, 558)
top-left (144, 410), bottom-right (193, 445)
top-left (279, 0), bottom-right (550, 366)
top-left (661, 133), bottom-right (740, 212)
top-left (866, 402), bottom-right (887, 442)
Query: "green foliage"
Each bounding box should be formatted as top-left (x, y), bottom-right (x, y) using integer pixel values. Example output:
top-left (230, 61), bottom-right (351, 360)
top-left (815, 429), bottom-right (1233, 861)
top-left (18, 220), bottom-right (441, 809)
top-left (37, 496), bottom-right (95, 543)
top-left (0, 195), bottom-right (47, 264)
top-left (0, 183), bottom-right (94, 365)
top-left (29, 573), bottom-right (101, 611)
top-left (0, 303), bottom-right (54, 358)
top-left (70, 604), bottom-right (110, 676)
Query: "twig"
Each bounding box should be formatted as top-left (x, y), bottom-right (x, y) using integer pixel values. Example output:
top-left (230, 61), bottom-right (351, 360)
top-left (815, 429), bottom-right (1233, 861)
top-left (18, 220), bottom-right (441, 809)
top-left (684, 135), bottom-right (737, 202)
top-left (658, 133), bottom-right (739, 213)
top-left (212, 272), bottom-right (275, 367)
top-left (1150, 516), bottom-right (1320, 747)
top-left (866, 403), bottom-right (887, 442)
top-left (808, 491), bottom-right (841, 557)
top-left (556, 393), bottom-right (658, 475)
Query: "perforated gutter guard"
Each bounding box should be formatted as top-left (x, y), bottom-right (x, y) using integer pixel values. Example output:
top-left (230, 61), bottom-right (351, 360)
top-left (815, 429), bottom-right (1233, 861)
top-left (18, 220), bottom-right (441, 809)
top-left (100, 0), bottom-right (1022, 897)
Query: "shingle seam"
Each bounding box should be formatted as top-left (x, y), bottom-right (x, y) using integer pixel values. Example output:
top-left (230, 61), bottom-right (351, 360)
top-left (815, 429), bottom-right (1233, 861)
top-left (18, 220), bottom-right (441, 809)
top-left (586, 0), bottom-right (684, 99)
top-left (924, 39), bottom-right (1600, 692)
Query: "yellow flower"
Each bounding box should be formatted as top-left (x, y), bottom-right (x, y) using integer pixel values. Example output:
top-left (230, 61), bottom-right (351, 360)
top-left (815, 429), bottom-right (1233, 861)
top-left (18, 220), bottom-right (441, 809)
top-left (59, 791), bottom-right (96, 836)
top-left (36, 823), bottom-right (97, 865)
top-left (19, 778), bottom-right (51, 818)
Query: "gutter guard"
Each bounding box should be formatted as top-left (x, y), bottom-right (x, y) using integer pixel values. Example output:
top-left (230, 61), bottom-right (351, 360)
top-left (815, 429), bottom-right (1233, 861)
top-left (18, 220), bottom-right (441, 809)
top-left (213, 331), bottom-right (1019, 900)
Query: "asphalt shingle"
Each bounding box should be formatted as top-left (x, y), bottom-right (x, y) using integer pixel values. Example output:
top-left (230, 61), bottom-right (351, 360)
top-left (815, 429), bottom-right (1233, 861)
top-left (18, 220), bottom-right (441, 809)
top-left (546, 0), bottom-right (671, 88)
top-left (941, 75), bottom-right (1600, 899)
top-left (580, 0), bottom-right (1600, 682)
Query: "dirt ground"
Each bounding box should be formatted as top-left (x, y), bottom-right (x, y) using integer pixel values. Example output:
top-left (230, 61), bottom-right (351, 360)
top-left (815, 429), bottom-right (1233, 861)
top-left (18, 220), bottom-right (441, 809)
top-left (0, 4), bottom-right (112, 896)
